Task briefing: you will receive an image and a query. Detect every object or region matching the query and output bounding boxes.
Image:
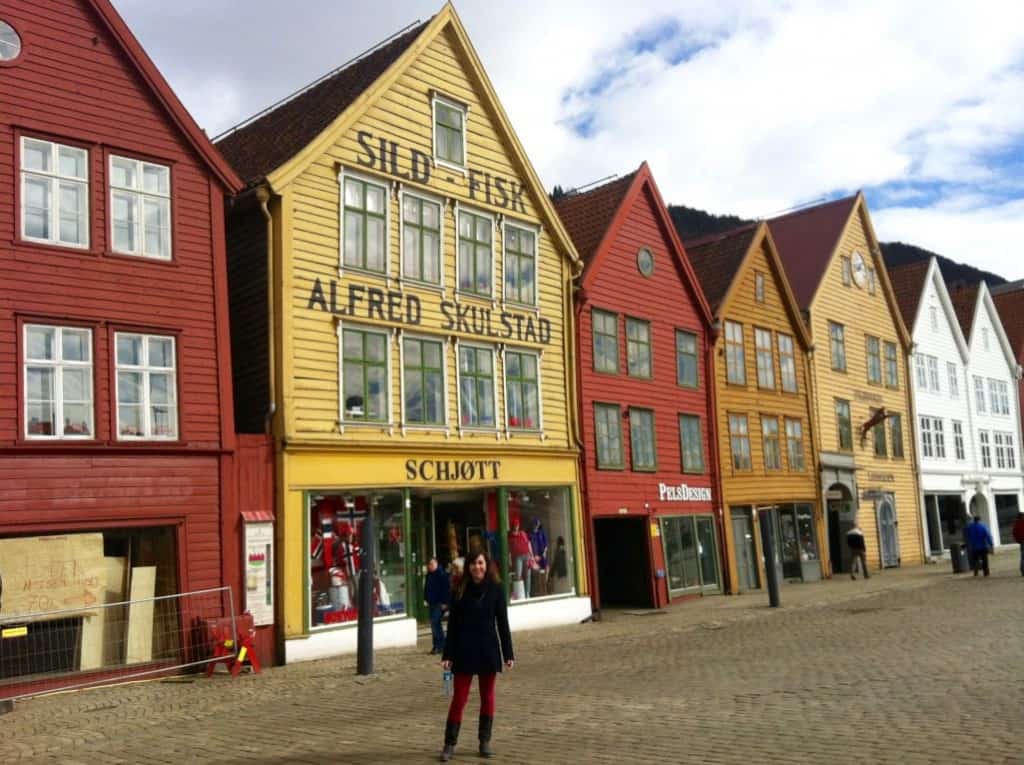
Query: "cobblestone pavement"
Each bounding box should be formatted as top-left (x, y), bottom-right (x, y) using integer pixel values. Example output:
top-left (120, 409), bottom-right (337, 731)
top-left (2, 554), bottom-right (1022, 764)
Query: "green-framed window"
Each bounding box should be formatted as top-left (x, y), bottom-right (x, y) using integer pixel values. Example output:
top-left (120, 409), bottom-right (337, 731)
top-left (458, 345), bottom-right (495, 428)
top-left (503, 224), bottom-right (536, 305)
top-left (679, 414), bottom-right (705, 473)
top-left (594, 402), bottom-right (623, 469)
top-left (728, 413), bottom-right (752, 470)
top-left (505, 350), bottom-right (540, 430)
top-left (342, 175), bottom-right (387, 273)
top-left (866, 335), bottom-right (882, 384)
top-left (401, 194), bottom-right (441, 284)
top-left (725, 321), bottom-right (746, 385)
top-left (629, 408), bottom-right (656, 471)
top-left (592, 309), bottom-right (618, 373)
top-left (402, 337), bottom-right (444, 425)
top-left (626, 318), bottom-right (652, 378)
top-left (457, 210), bottom-right (493, 296)
top-left (434, 97), bottom-right (465, 167)
top-left (785, 418), bottom-right (805, 470)
top-left (829, 322), bottom-right (846, 372)
top-left (835, 399), bottom-right (853, 451)
top-left (342, 327), bottom-right (388, 422)
top-left (675, 330), bottom-right (698, 388)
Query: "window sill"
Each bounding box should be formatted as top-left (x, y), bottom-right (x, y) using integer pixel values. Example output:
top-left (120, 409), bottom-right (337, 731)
top-left (632, 466), bottom-right (658, 473)
top-left (104, 249), bottom-right (177, 267)
top-left (435, 158), bottom-right (467, 177)
top-left (399, 277), bottom-right (445, 294)
top-left (454, 290), bottom-right (495, 304)
top-left (503, 300), bottom-right (540, 315)
top-left (595, 465), bottom-right (625, 472)
top-left (12, 239), bottom-right (100, 259)
top-left (627, 374), bottom-right (654, 382)
top-left (338, 264), bottom-right (389, 280)
top-left (593, 368), bottom-right (621, 376)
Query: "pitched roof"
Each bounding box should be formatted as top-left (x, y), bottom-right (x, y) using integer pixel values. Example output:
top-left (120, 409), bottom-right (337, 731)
top-left (87, 0), bottom-right (242, 192)
top-left (552, 172), bottom-right (638, 271)
top-left (992, 281), bottom-right (1024, 361)
top-left (887, 259), bottom-right (932, 332)
top-left (215, 22), bottom-right (429, 186)
top-left (767, 194), bottom-right (859, 309)
top-left (683, 224), bottom-right (759, 313)
top-left (948, 284), bottom-right (979, 339)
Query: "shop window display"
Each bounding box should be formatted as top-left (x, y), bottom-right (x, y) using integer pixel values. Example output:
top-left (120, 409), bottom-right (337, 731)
top-left (504, 488), bottom-right (574, 601)
top-left (309, 492), bottom-right (405, 627)
top-left (660, 514), bottom-right (720, 593)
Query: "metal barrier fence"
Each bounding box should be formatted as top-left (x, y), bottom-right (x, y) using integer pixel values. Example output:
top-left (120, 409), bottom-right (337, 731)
top-left (0, 586), bottom-right (235, 701)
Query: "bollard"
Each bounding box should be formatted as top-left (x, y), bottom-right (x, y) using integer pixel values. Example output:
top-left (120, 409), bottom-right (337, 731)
top-left (356, 511), bottom-right (375, 675)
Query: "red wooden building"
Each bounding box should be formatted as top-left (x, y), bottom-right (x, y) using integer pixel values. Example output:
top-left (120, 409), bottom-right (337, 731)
top-left (554, 163), bottom-right (722, 610)
top-left (0, 0), bottom-right (255, 678)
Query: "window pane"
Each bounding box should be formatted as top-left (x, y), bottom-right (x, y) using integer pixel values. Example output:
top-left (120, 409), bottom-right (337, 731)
top-left (118, 404), bottom-right (144, 437)
top-left (59, 146), bottom-right (88, 180)
top-left (23, 139), bottom-right (51, 172)
top-left (425, 370), bottom-right (443, 424)
top-left (365, 333), bottom-right (387, 362)
top-left (112, 191), bottom-right (137, 252)
top-left (149, 372), bottom-right (172, 405)
top-left (366, 217), bottom-right (385, 271)
top-left (63, 403), bottom-right (92, 436)
top-left (343, 179), bottom-right (363, 208)
top-left (343, 210), bottom-right (364, 267)
top-left (59, 182), bottom-right (87, 244)
top-left (117, 334), bottom-right (143, 366)
top-left (151, 405), bottom-right (176, 437)
top-left (404, 372), bottom-right (423, 423)
top-left (143, 163), bottom-right (170, 195)
top-left (143, 197), bottom-right (171, 257)
top-left (343, 364), bottom-right (364, 414)
top-left (402, 226), bottom-right (420, 278)
top-left (26, 326), bottom-right (56, 361)
top-left (475, 245), bottom-right (491, 292)
top-left (365, 184), bottom-right (385, 215)
top-left (26, 367), bottom-right (54, 402)
top-left (24, 176), bottom-right (51, 239)
top-left (402, 195), bottom-right (419, 223)
top-left (27, 401), bottom-right (56, 436)
top-left (111, 157), bottom-right (138, 189)
top-left (118, 371), bottom-right (143, 404)
top-left (423, 232), bottom-right (440, 282)
top-left (148, 337), bottom-right (174, 368)
top-left (62, 367), bottom-right (91, 401)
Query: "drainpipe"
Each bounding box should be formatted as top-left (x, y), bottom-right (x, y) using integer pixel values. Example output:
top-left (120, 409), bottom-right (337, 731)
top-left (705, 320), bottom-right (730, 594)
top-left (257, 186), bottom-right (277, 435)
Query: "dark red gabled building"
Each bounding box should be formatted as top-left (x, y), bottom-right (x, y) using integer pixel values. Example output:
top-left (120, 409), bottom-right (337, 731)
top-left (0, 0), bottom-right (249, 678)
top-left (554, 163), bottom-right (722, 610)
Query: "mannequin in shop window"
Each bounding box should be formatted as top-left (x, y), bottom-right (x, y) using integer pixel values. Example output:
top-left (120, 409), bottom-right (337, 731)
top-left (549, 536), bottom-right (568, 594)
top-left (529, 518), bottom-right (548, 597)
top-left (334, 523), bottom-right (362, 604)
top-left (507, 518), bottom-right (533, 599)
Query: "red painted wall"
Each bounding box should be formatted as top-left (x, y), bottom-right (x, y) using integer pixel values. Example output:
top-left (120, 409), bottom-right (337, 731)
top-left (0, 1), bottom-right (238, 602)
top-left (576, 181), bottom-right (717, 609)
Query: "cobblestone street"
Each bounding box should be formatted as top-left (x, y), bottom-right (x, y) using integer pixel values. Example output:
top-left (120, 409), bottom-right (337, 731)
top-left (2, 556), bottom-right (1022, 764)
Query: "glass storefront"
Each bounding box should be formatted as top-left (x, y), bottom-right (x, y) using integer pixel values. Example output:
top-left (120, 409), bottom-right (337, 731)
top-left (769, 503), bottom-right (819, 580)
top-left (660, 514), bottom-right (720, 594)
top-left (506, 487), bottom-right (575, 601)
top-left (995, 493), bottom-right (1021, 546)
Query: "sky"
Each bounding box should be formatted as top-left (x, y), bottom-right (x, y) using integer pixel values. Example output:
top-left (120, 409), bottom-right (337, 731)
top-left (114, 0), bottom-right (1024, 280)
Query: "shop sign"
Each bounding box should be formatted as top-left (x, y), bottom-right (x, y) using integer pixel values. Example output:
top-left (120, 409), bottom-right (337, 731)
top-left (244, 522), bottom-right (274, 627)
top-left (658, 482), bottom-right (713, 502)
top-left (405, 458), bottom-right (501, 482)
top-left (867, 472), bottom-right (895, 483)
top-left (307, 277), bottom-right (552, 345)
top-left (854, 389), bottom-right (884, 404)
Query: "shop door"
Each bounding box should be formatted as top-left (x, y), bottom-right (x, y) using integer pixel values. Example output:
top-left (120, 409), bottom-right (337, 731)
top-left (877, 495), bottom-right (899, 568)
top-left (594, 517), bottom-right (653, 608)
top-left (409, 497), bottom-right (435, 622)
top-left (695, 516), bottom-right (721, 592)
top-left (777, 507), bottom-right (803, 579)
top-left (731, 511), bottom-right (760, 591)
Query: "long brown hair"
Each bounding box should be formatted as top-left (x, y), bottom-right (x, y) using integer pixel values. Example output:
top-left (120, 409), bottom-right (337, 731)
top-left (455, 549), bottom-right (501, 600)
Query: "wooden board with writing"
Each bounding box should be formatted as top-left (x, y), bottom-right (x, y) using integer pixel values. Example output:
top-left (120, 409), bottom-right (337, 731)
top-left (0, 533), bottom-right (105, 620)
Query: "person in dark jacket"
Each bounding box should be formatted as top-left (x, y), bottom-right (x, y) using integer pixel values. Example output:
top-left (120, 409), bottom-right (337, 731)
top-left (965, 514), bottom-right (994, 577)
top-left (1013, 511), bottom-right (1024, 577)
top-left (424, 557), bottom-right (450, 654)
top-left (846, 523), bottom-right (869, 580)
top-left (439, 550), bottom-right (513, 761)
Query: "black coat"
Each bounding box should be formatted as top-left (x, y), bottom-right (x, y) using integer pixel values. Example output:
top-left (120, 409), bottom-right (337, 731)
top-left (442, 579), bottom-right (513, 675)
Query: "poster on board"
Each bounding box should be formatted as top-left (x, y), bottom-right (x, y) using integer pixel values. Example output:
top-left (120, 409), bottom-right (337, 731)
top-left (244, 522), bottom-right (274, 626)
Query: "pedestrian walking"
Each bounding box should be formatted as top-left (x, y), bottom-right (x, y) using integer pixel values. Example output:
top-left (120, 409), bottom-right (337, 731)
top-left (1013, 511), bottom-right (1024, 577)
top-left (439, 550), bottom-right (513, 762)
top-left (847, 523), bottom-right (869, 580)
top-left (424, 557), bottom-right (450, 655)
top-left (965, 514), bottom-right (995, 577)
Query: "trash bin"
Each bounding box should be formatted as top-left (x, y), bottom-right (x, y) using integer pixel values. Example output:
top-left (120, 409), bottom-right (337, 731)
top-left (949, 543), bottom-right (968, 574)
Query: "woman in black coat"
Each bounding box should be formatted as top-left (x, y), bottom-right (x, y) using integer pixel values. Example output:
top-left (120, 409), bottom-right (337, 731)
top-left (439, 549), bottom-right (513, 761)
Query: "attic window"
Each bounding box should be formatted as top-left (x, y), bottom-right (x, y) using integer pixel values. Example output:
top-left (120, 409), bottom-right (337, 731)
top-left (840, 256), bottom-right (852, 286)
top-left (0, 21), bottom-right (21, 62)
top-left (982, 327), bottom-right (990, 351)
top-left (929, 306), bottom-right (938, 331)
top-left (754, 271), bottom-right (766, 302)
top-left (867, 267), bottom-right (877, 295)
top-left (432, 95), bottom-right (466, 168)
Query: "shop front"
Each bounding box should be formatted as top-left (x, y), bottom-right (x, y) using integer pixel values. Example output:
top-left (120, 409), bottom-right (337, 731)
top-left (283, 450), bottom-right (588, 664)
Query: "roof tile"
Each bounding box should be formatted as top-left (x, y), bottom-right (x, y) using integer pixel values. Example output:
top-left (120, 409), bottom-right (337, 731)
top-left (552, 172), bottom-right (637, 273)
top-left (948, 284), bottom-right (979, 339)
top-left (887, 259), bottom-right (931, 332)
top-left (683, 224), bottom-right (759, 313)
top-left (992, 282), bottom-right (1024, 361)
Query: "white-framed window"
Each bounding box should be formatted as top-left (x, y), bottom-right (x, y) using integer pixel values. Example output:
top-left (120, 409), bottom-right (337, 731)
top-left (755, 328), bottom-right (775, 389)
top-left (929, 306), bottom-right (938, 331)
top-left (933, 418), bottom-right (946, 459)
top-left (840, 256), bottom-right (852, 286)
top-left (993, 432), bottom-right (1017, 469)
top-left (24, 324), bottom-right (93, 439)
top-left (432, 94), bottom-right (467, 169)
top-left (982, 327), bottom-right (990, 351)
top-left (725, 321), bottom-right (746, 384)
top-left (401, 335), bottom-right (445, 427)
top-left (785, 418), bottom-right (805, 470)
top-left (728, 414), bottom-right (752, 471)
top-left (110, 155), bottom-right (171, 259)
top-left (21, 137), bottom-right (89, 248)
top-left (867, 267), bottom-right (877, 295)
top-left (993, 380), bottom-right (1011, 415)
top-left (974, 375), bottom-right (987, 413)
top-left (339, 324), bottom-right (390, 424)
top-left (778, 333), bottom-right (797, 393)
top-left (915, 354), bottom-right (928, 390)
top-left (919, 416), bottom-right (934, 458)
top-left (926, 355), bottom-right (940, 392)
top-left (400, 191), bottom-right (442, 285)
top-left (979, 430), bottom-right (992, 468)
top-left (341, 171), bottom-right (388, 274)
top-left (947, 362), bottom-right (959, 398)
top-left (504, 348), bottom-right (540, 431)
top-left (994, 432), bottom-right (1007, 469)
top-left (1006, 433), bottom-right (1017, 470)
top-left (761, 416), bottom-right (781, 470)
top-left (457, 207), bottom-right (494, 298)
top-left (458, 343), bottom-right (496, 429)
top-left (953, 420), bottom-right (965, 461)
top-left (115, 332), bottom-right (178, 439)
top-left (503, 222), bottom-right (537, 306)
top-left (754, 272), bottom-right (766, 303)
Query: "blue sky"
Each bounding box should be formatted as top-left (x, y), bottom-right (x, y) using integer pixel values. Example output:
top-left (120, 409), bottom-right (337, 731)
top-left (116, 0), bottom-right (1024, 279)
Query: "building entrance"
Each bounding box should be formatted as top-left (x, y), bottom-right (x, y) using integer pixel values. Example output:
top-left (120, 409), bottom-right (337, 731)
top-left (827, 483), bottom-right (855, 574)
top-left (593, 516), bottom-right (653, 608)
top-left (922, 494), bottom-right (966, 556)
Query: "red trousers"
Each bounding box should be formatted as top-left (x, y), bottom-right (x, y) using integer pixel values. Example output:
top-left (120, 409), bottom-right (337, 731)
top-left (447, 672), bottom-right (496, 723)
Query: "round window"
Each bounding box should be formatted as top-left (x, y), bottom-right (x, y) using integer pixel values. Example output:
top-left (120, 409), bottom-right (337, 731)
top-left (0, 21), bottom-right (21, 62)
top-left (637, 247), bottom-right (654, 277)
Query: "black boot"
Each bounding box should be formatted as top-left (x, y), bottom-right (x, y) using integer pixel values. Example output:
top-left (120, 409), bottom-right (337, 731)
top-left (440, 720), bottom-right (459, 762)
top-left (478, 715), bottom-right (494, 758)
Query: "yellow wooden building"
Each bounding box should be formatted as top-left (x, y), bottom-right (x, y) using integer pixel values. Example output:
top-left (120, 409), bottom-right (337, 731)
top-left (769, 194), bottom-right (925, 572)
top-left (217, 4), bottom-right (590, 662)
top-left (685, 222), bottom-right (823, 592)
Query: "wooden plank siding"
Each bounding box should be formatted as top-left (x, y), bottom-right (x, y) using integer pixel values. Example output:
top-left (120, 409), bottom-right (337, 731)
top-left (0, 0), bottom-right (238, 598)
top-left (808, 206), bottom-right (925, 567)
top-left (712, 237), bottom-right (823, 592)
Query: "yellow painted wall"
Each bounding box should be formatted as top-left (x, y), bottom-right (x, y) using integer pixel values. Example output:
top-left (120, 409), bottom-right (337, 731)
top-left (713, 239), bottom-right (823, 591)
top-left (808, 204), bottom-right (924, 567)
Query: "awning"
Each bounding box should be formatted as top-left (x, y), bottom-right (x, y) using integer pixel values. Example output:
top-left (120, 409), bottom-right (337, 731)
top-left (241, 510), bottom-right (275, 523)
